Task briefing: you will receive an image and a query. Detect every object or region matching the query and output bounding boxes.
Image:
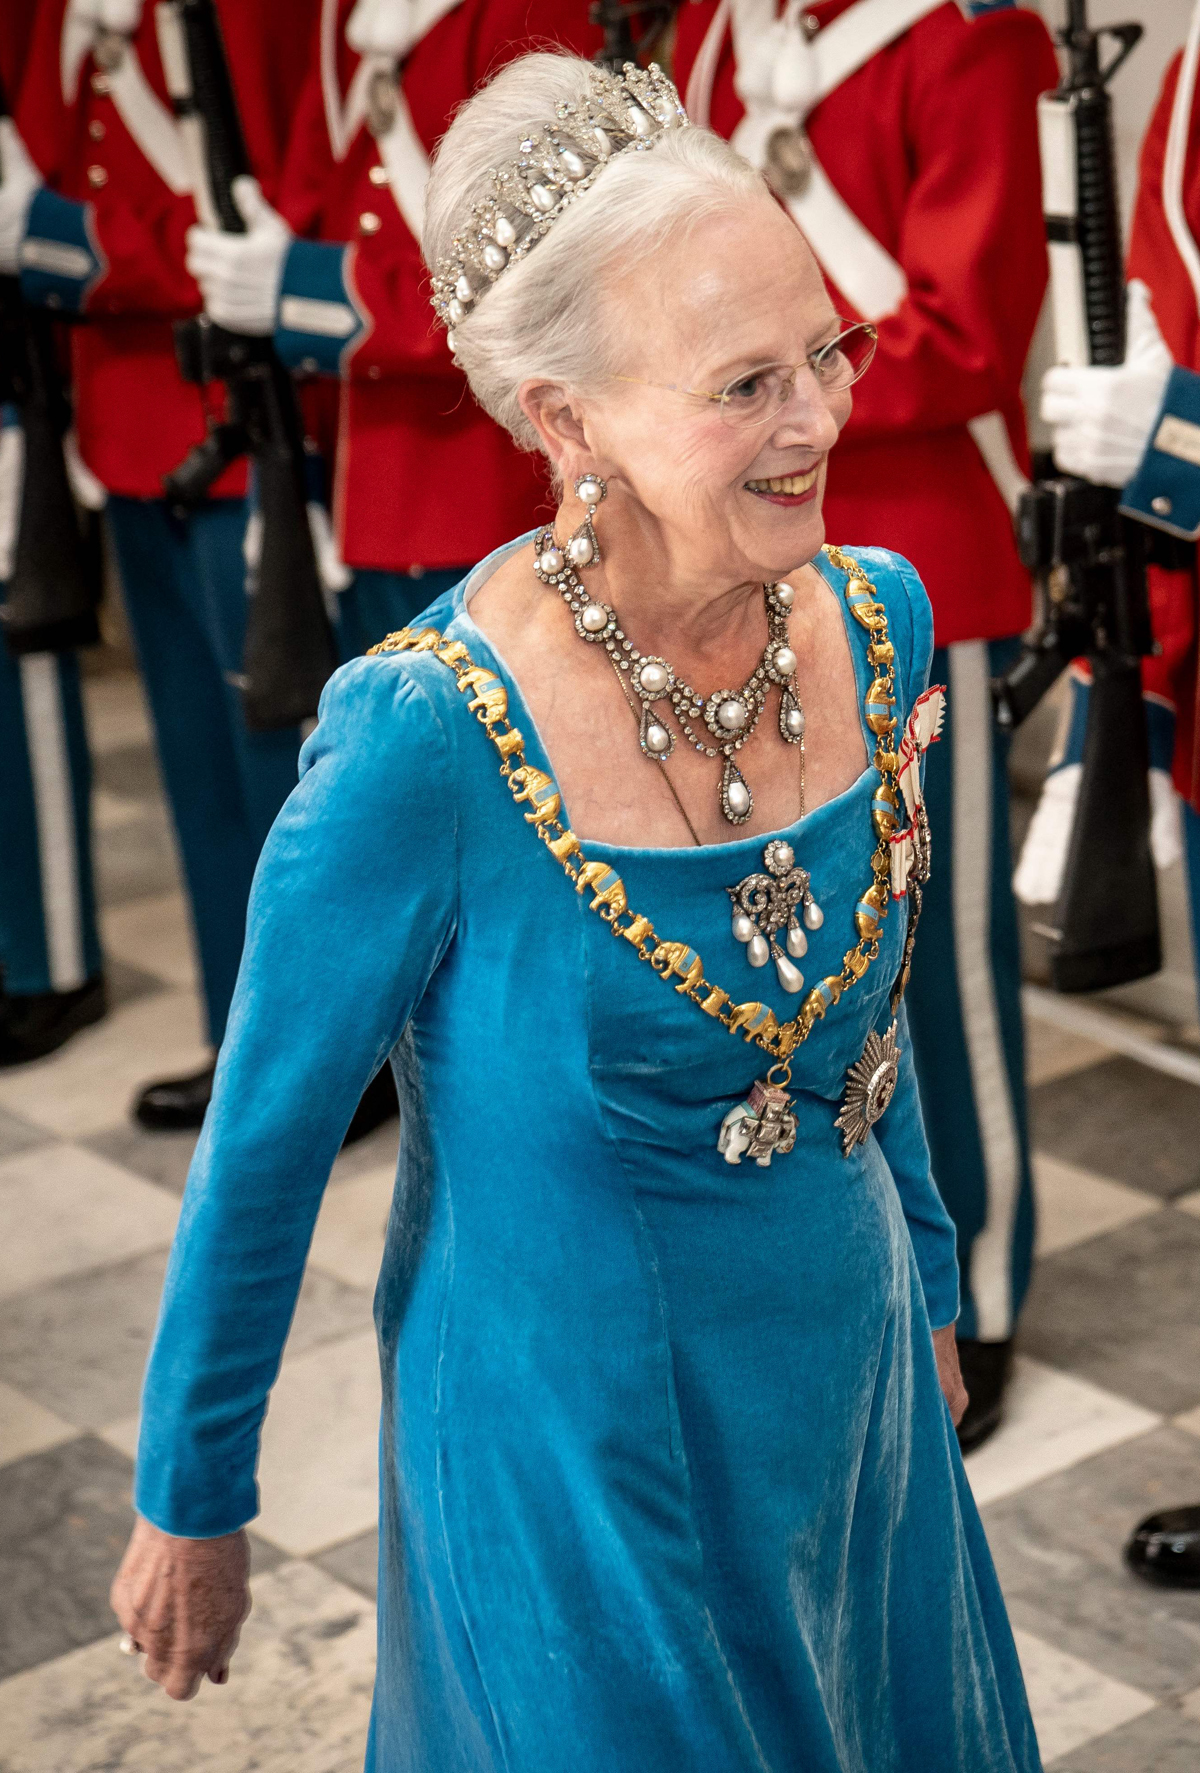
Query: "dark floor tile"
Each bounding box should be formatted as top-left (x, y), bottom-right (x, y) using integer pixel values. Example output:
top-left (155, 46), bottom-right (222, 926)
top-left (1020, 1210), bottom-right (1200, 1416)
top-left (0, 1436), bottom-right (135, 1680)
top-left (0, 1107), bottom-right (53, 1161)
top-left (313, 1528), bottom-right (378, 1600)
top-left (93, 742), bottom-right (163, 803)
top-left (94, 814), bottom-right (181, 910)
top-left (982, 1427), bottom-right (1200, 1701)
top-left (1050, 1704), bottom-right (1200, 1772)
top-left (84, 1123), bottom-right (200, 1197)
top-left (104, 959), bottom-right (169, 1013)
top-left (0, 1248), bottom-right (372, 1428)
top-left (1029, 1057), bottom-right (1200, 1200)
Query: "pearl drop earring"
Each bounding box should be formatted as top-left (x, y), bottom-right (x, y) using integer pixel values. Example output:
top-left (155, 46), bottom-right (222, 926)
top-left (565, 474), bottom-right (606, 570)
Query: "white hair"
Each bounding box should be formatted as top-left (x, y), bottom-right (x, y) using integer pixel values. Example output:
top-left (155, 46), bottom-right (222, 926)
top-left (422, 53), bottom-right (768, 455)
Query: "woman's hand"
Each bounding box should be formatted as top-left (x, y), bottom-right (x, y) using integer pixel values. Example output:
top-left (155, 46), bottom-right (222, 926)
top-left (110, 1517), bottom-right (252, 1701)
top-left (931, 1324), bottom-right (969, 1427)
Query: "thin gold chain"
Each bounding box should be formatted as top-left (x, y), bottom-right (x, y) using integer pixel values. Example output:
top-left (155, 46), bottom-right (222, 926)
top-left (367, 544), bottom-right (901, 1066)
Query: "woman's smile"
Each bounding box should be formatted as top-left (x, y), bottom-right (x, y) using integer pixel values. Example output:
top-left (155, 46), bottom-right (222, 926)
top-left (744, 465), bottom-right (821, 506)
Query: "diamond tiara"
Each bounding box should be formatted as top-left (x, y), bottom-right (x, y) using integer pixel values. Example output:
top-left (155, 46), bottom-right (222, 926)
top-left (430, 62), bottom-right (690, 344)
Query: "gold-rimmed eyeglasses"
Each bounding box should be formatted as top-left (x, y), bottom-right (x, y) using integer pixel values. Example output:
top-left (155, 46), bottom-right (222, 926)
top-left (615, 321), bottom-right (878, 429)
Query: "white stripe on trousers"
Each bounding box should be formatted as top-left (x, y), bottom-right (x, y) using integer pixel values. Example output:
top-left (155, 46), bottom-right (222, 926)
top-left (949, 641), bottom-right (1022, 1341)
top-left (19, 653), bottom-right (86, 992)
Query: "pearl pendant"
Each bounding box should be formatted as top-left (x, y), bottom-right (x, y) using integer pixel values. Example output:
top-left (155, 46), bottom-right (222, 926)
top-left (644, 723), bottom-right (671, 755)
top-left (726, 779), bottom-right (750, 816)
top-left (481, 241), bottom-right (508, 273)
top-left (774, 952), bottom-right (804, 994)
top-left (787, 923), bottom-right (807, 958)
top-left (803, 898), bottom-right (824, 931)
top-left (638, 661), bottom-right (670, 696)
top-left (493, 214), bottom-right (517, 248)
top-left (772, 645), bottom-right (797, 677)
top-left (538, 546), bottom-right (564, 576)
top-left (567, 533), bottom-right (595, 567)
top-left (559, 148), bottom-right (587, 180)
top-left (447, 298), bottom-right (466, 325)
top-left (577, 477), bottom-right (604, 507)
top-left (454, 273), bottom-right (474, 304)
top-left (786, 707), bottom-right (804, 736)
top-left (717, 699), bottom-right (747, 732)
top-left (774, 582), bottom-right (795, 608)
top-left (732, 912), bottom-right (756, 943)
top-left (529, 182), bottom-right (556, 212)
top-left (747, 934), bottom-right (770, 968)
top-left (580, 602), bottom-right (608, 633)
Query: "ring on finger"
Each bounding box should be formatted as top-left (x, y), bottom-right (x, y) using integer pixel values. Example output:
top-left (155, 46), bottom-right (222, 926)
top-left (118, 1633), bottom-right (142, 1656)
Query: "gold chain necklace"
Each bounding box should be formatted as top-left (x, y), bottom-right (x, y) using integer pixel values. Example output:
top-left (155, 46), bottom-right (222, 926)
top-left (368, 545), bottom-right (903, 1088)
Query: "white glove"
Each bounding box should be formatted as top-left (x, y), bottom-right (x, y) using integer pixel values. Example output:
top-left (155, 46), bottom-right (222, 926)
top-left (1014, 760), bottom-right (1182, 905)
top-left (185, 175), bottom-right (290, 336)
top-left (0, 120), bottom-right (43, 277)
top-left (1040, 280), bottom-right (1173, 487)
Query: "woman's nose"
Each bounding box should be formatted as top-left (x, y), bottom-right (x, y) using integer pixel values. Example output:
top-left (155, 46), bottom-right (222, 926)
top-left (767, 376), bottom-right (842, 450)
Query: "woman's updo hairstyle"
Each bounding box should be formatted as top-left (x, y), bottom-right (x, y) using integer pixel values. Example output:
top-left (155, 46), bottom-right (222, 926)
top-left (422, 53), bottom-right (767, 454)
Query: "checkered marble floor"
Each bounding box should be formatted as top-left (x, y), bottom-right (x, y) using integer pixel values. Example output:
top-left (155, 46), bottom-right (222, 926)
top-left (1, 668), bottom-right (1199, 1771)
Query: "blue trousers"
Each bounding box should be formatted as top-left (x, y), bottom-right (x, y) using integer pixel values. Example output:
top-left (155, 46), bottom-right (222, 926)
top-left (108, 494), bottom-right (456, 1046)
top-left (906, 638), bottom-right (1035, 1343)
top-left (0, 636), bottom-right (101, 995)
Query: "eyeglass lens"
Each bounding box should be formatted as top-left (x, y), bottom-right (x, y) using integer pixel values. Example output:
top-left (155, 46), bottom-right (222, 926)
top-left (718, 325), bottom-right (876, 427)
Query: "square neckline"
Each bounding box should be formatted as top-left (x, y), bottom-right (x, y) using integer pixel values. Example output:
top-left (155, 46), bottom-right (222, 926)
top-left (451, 535), bottom-right (880, 863)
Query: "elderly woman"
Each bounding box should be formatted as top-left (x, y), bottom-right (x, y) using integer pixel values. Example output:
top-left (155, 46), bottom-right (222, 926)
top-left (111, 52), bottom-right (1040, 1773)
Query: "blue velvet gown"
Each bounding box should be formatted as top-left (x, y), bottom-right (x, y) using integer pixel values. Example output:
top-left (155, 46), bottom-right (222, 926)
top-left (135, 542), bottom-right (1041, 1773)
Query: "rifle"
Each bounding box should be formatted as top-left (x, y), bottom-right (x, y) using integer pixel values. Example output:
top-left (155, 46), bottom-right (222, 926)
top-left (155, 0), bottom-right (337, 732)
top-left (992, 0), bottom-right (1160, 993)
top-left (0, 79), bottom-right (101, 657)
top-left (590, 1), bottom-right (678, 71)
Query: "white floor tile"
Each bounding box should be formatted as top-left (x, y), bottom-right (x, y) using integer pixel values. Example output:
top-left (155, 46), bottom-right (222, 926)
top-left (1176, 1189), bottom-right (1200, 1221)
top-left (1174, 1404), bottom-right (1200, 1439)
top-left (83, 669), bottom-right (154, 756)
top-left (309, 1164), bottom-right (396, 1292)
top-left (1013, 1628), bottom-right (1157, 1766)
top-left (253, 1331), bottom-right (381, 1556)
top-left (0, 989), bottom-right (208, 1137)
top-left (1033, 1153), bottom-right (1162, 1257)
top-left (0, 1144), bottom-right (178, 1300)
top-left (0, 1561), bottom-right (374, 1773)
top-left (101, 891), bottom-right (198, 991)
top-left (0, 1378), bottom-right (77, 1468)
top-left (966, 1357), bottom-right (1161, 1508)
top-left (1024, 1019), bottom-right (1116, 1087)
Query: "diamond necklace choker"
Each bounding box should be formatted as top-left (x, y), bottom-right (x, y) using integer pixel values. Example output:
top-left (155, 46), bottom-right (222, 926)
top-left (532, 477), bottom-right (806, 828)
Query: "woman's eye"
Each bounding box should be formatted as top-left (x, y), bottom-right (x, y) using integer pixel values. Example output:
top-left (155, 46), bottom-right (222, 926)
top-left (728, 375), bottom-right (763, 401)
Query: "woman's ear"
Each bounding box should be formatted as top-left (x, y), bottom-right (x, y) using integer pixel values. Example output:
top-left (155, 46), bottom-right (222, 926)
top-left (517, 380), bottom-right (591, 474)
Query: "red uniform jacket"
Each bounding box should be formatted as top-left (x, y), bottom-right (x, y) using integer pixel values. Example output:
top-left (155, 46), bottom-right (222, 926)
top-left (1127, 50), bottom-right (1200, 812)
top-left (674, 0), bottom-right (1058, 647)
top-left (16, 0), bottom-right (316, 498)
top-left (275, 0), bottom-right (600, 574)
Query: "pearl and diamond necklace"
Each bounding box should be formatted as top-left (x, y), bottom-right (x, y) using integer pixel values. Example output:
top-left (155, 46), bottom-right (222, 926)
top-left (532, 475), bottom-right (807, 828)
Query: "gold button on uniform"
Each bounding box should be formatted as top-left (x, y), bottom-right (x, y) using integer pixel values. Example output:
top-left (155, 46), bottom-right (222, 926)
top-left (89, 120), bottom-right (106, 141)
top-left (369, 165), bottom-right (389, 186)
top-left (87, 165), bottom-right (108, 188)
top-left (359, 211), bottom-right (382, 235)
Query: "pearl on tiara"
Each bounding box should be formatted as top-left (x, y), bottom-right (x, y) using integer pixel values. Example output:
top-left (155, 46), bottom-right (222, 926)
top-left (430, 64), bottom-right (689, 337)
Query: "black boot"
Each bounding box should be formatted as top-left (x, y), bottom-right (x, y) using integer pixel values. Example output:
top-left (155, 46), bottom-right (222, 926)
top-left (0, 974), bottom-right (107, 1066)
top-left (343, 1064), bottom-right (399, 1147)
top-left (1126, 1506), bottom-right (1200, 1588)
top-left (955, 1337), bottom-right (1014, 1454)
top-left (134, 1059), bottom-right (216, 1131)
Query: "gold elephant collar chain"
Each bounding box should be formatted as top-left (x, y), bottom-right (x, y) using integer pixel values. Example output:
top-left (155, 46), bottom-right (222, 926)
top-left (368, 546), bottom-right (919, 1164)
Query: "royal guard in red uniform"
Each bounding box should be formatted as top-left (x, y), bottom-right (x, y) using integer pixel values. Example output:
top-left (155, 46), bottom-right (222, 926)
top-left (0, 9), bottom-right (108, 1068)
top-left (674, 0), bottom-right (1059, 1448)
top-left (184, 0), bottom-right (601, 676)
top-left (8, 0), bottom-right (321, 1128)
top-left (1040, 6), bottom-right (1200, 1588)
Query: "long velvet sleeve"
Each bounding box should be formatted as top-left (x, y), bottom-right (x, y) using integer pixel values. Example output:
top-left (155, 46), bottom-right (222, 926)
top-left (134, 655), bottom-right (457, 1538)
top-left (873, 1003), bottom-right (959, 1331)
